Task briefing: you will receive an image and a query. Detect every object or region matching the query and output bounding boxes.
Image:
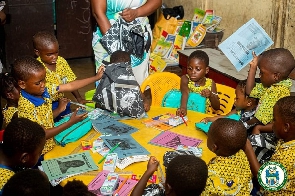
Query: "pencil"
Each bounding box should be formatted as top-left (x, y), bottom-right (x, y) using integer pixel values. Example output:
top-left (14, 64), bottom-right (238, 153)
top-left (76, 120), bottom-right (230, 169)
top-left (98, 142), bottom-right (121, 164)
top-left (113, 176), bottom-right (129, 196)
top-left (181, 114), bottom-right (187, 126)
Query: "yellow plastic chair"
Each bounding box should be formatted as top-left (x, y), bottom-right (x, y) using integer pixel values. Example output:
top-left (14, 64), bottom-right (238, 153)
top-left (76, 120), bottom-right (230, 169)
top-left (207, 83), bottom-right (236, 116)
top-left (141, 72), bottom-right (181, 106)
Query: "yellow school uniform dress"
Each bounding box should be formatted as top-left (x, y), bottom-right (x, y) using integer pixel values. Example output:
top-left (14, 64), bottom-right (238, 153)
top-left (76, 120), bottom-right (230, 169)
top-left (201, 150), bottom-right (253, 195)
top-left (250, 79), bottom-right (291, 125)
top-left (0, 165), bottom-right (15, 193)
top-left (37, 56), bottom-right (76, 101)
top-left (263, 140), bottom-right (295, 195)
top-left (187, 76), bottom-right (212, 112)
top-left (18, 84), bottom-right (58, 154)
top-left (2, 106), bottom-right (18, 125)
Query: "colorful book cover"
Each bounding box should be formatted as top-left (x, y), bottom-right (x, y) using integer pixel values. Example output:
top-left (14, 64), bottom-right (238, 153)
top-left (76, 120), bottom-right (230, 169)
top-left (149, 131), bottom-right (202, 149)
top-left (202, 10), bottom-right (214, 25)
top-left (178, 20), bottom-right (192, 38)
top-left (149, 55), bottom-right (167, 74)
top-left (192, 8), bottom-right (205, 23)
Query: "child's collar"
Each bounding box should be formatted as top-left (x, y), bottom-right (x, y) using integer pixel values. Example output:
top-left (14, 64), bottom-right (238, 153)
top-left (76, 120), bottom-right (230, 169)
top-left (20, 88), bottom-right (50, 107)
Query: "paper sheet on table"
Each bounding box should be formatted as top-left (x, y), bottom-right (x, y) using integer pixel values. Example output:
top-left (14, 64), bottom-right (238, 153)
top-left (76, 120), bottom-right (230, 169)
top-left (41, 151), bottom-right (98, 181)
top-left (218, 18), bottom-right (273, 71)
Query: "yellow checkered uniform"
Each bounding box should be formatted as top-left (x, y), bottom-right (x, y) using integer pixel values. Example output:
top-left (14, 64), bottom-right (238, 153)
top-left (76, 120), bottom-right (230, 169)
top-left (2, 106), bottom-right (18, 125)
top-left (0, 167), bottom-right (15, 192)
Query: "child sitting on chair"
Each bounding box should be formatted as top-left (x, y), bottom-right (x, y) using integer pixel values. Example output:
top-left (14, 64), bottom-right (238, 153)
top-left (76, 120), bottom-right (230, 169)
top-left (243, 96), bottom-right (295, 195)
top-left (202, 118), bottom-right (252, 195)
top-left (11, 56), bottom-right (104, 155)
top-left (0, 118), bottom-right (46, 193)
top-left (130, 155), bottom-right (208, 196)
top-left (176, 50), bottom-right (220, 117)
top-left (33, 31), bottom-right (90, 121)
top-left (201, 80), bottom-right (259, 132)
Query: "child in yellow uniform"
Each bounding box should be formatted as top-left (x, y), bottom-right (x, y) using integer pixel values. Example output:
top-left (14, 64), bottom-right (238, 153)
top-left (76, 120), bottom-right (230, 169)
top-left (11, 56), bottom-right (104, 155)
top-left (0, 118), bottom-right (46, 193)
top-left (202, 118), bottom-right (252, 195)
top-left (244, 96), bottom-right (295, 195)
top-left (177, 50), bottom-right (220, 116)
top-left (33, 31), bottom-right (90, 121)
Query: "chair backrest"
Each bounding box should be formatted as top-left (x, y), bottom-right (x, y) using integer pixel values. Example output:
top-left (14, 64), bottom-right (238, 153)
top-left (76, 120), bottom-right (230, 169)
top-left (141, 72), bottom-right (181, 106)
top-left (207, 83), bottom-right (236, 116)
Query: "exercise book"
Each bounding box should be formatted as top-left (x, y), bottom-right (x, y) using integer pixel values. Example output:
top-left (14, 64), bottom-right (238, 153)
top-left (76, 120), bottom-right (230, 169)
top-left (149, 131), bottom-right (202, 149)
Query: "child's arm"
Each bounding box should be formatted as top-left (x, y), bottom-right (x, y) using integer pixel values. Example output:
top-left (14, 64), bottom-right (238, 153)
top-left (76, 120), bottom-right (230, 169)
top-left (201, 80), bottom-right (220, 110)
top-left (71, 90), bottom-right (90, 104)
top-left (52, 97), bottom-right (70, 118)
top-left (58, 66), bottom-right (104, 93)
top-left (246, 51), bottom-right (258, 95)
top-left (130, 156), bottom-right (159, 196)
top-left (44, 108), bottom-right (87, 139)
top-left (201, 108), bottom-right (237, 123)
top-left (176, 75), bottom-right (189, 116)
top-left (243, 139), bottom-right (261, 178)
top-left (252, 123), bottom-right (273, 135)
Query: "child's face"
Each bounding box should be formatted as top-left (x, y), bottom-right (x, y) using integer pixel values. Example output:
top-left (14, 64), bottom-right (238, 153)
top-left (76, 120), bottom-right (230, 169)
top-left (258, 58), bottom-right (276, 87)
top-left (187, 58), bottom-right (209, 82)
top-left (21, 69), bottom-right (46, 96)
top-left (272, 104), bottom-right (286, 140)
top-left (36, 42), bottom-right (59, 66)
top-left (234, 87), bottom-right (248, 110)
top-left (24, 138), bottom-right (46, 168)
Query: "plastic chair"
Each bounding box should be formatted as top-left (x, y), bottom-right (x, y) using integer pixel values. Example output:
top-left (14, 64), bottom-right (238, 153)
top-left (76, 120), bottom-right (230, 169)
top-left (140, 72), bottom-right (181, 106)
top-left (84, 89), bottom-right (96, 108)
top-left (207, 83), bottom-right (236, 116)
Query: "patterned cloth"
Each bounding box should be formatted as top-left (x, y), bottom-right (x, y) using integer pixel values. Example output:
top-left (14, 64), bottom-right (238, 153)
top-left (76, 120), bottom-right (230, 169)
top-left (2, 106), bottom-right (18, 125)
top-left (18, 85), bottom-right (58, 154)
top-left (187, 76), bottom-right (212, 113)
top-left (92, 0), bottom-right (151, 85)
top-left (262, 140), bottom-right (295, 195)
top-left (0, 166), bottom-right (15, 193)
top-left (201, 150), bottom-right (253, 195)
top-left (37, 56), bottom-right (76, 101)
top-left (142, 184), bottom-right (165, 196)
top-left (250, 79), bottom-right (291, 125)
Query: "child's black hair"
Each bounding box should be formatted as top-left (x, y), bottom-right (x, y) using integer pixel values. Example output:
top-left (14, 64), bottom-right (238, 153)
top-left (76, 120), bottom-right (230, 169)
top-left (33, 30), bottom-right (58, 50)
top-left (2, 169), bottom-right (50, 196)
top-left (110, 50), bottom-right (131, 64)
top-left (275, 96), bottom-right (295, 125)
top-left (209, 118), bottom-right (247, 156)
top-left (187, 50), bottom-right (209, 67)
top-left (237, 80), bottom-right (259, 105)
top-left (166, 155), bottom-right (208, 196)
top-left (11, 56), bottom-right (45, 82)
top-left (1, 72), bottom-right (18, 99)
top-left (259, 48), bottom-right (295, 79)
top-left (2, 117), bottom-right (45, 157)
top-left (63, 179), bottom-right (95, 196)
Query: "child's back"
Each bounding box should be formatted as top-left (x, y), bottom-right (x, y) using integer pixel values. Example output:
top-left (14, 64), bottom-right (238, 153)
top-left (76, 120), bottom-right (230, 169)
top-left (202, 118), bottom-right (252, 195)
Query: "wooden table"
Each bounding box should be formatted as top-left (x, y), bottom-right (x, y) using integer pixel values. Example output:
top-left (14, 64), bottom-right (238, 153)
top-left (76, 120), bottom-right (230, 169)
top-left (44, 106), bottom-right (215, 186)
top-left (178, 48), bottom-right (260, 88)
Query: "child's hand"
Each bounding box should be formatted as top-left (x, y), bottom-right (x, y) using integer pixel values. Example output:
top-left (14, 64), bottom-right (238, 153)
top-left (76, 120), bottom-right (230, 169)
top-left (95, 66), bottom-right (105, 80)
top-left (200, 117), bottom-right (217, 123)
top-left (76, 98), bottom-right (93, 105)
top-left (58, 97), bottom-right (70, 112)
top-left (69, 108), bottom-right (88, 124)
top-left (176, 107), bottom-right (187, 117)
top-left (200, 89), bottom-right (211, 98)
top-left (143, 99), bottom-right (150, 112)
top-left (249, 51), bottom-right (258, 68)
top-left (146, 156), bottom-right (159, 174)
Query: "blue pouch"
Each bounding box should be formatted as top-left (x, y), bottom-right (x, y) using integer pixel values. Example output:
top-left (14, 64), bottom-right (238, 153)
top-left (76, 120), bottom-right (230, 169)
top-left (161, 90), bottom-right (206, 113)
top-left (54, 110), bottom-right (92, 147)
top-left (195, 114), bottom-right (240, 133)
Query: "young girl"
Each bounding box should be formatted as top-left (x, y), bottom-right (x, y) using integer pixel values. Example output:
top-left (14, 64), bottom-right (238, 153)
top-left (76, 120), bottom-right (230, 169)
top-left (11, 56), bottom-right (104, 155)
top-left (1, 73), bottom-right (19, 126)
top-left (176, 50), bottom-right (220, 117)
top-left (33, 31), bottom-right (90, 121)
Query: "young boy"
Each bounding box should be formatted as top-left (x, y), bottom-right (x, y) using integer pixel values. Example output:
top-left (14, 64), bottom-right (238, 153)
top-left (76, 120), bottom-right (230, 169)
top-left (243, 96), bottom-right (295, 195)
top-left (130, 155), bottom-right (208, 196)
top-left (0, 118), bottom-right (46, 193)
top-left (202, 118), bottom-right (252, 195)
top-left (33, 31), bottom-right (90, 121)
top-left (2, 169), bottom-right (50, 196)
top-left (11, 56), bottom-right (104, 155)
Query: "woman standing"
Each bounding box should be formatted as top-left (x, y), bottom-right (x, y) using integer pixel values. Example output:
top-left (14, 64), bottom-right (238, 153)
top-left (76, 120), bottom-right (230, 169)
top-left (91, 0), bottom-right (161, 85)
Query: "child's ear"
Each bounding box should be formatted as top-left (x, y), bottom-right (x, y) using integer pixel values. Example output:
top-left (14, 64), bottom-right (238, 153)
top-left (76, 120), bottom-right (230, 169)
top-left (205, 67), bottom-right (210, 74)
top-left (165, 183), bottom-right (173, 195)
top-left (211, 143), bottom-right (218, 153)
top-left (18, 80), bottom-right (26, 90)
top-left (20, 153), bottom-right (29, 164)
top-left (34, 49), bottom-right (40, 57)
top-left (273, 72), bottom-right (280, 82)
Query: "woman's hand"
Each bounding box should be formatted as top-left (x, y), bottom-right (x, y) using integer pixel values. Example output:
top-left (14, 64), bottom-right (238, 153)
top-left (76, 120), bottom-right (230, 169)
top-left (120, 8), bottom-right (138, 22)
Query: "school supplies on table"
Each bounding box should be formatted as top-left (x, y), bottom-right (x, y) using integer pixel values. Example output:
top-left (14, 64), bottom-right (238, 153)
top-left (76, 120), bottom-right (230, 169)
top-left (116, 155), bottom-right (150, 170)
top-left (142, 113), bottom-right (189, 131)
top-left (113, 176), bottom-right (129, 196)
top-left (88, 170), bottom-right (138, 196)
top-left (81, 140), bottom-right (92, 150)
top-left (41, 151), bottom-right (98, 181)
top-left (98, 143), bottom-right (121, 164)
top-left (100, 172), bottom-right (119, 195)
top-left (101, 135), bottom-right (150, 159)
top-left (102, 153), bottom-right (118, 172)
top-left (149, 131), bottom-right (202, 149)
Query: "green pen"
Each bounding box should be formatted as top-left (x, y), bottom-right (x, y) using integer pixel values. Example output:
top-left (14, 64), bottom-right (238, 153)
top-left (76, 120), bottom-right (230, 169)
top-left (98, 142), bottom-right (121, 164)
